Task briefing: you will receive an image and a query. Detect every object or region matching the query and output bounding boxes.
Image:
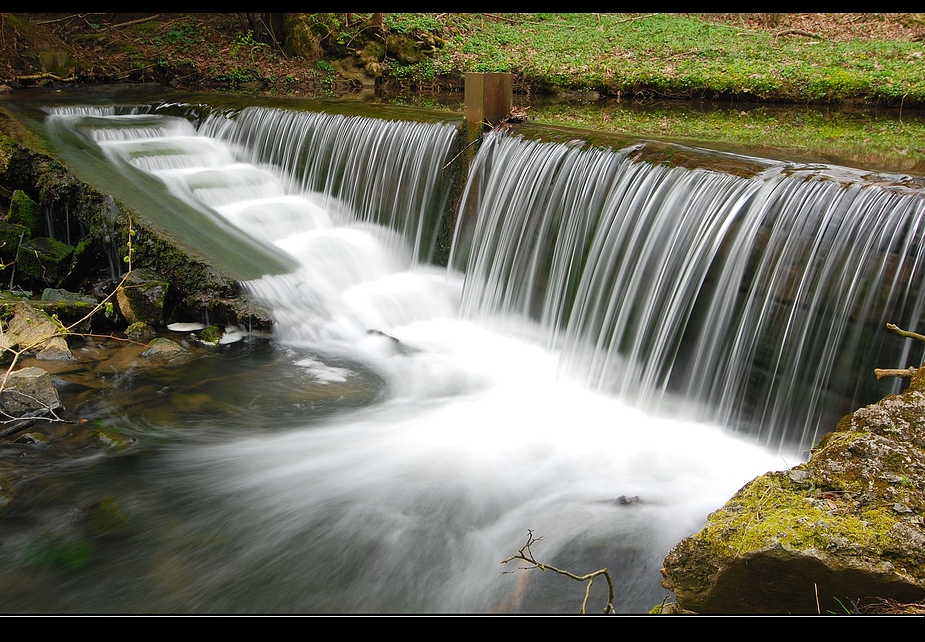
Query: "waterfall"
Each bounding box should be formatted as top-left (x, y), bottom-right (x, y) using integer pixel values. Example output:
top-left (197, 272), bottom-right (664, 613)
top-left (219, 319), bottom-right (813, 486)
top-left (27, 99), bottom-right (920, 612)
top-left (453, 132), bottom-right (925, 451)
top-left (199, 106), bottom-right (461, 265)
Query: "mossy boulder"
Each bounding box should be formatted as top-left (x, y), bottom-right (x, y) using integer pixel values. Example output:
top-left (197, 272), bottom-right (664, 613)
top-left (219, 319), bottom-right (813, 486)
top-left (385, 33), bottom-right (427, 65)
top-left (199, 324), bottom-right (224, 345)
top-left (0, 220), bottom-right (29, 262)
top-left (283, 14), bottom-right (324, 60)
top-left (661, 383), bottom-right (925, 614)
top-left (7, 189), bottom-right (41, 237)
top-left (16, 236), bottom-right (75, 286)
top-left (37, 288), bottom-right (98, 332)
top-left (37, 50), bottom-right (78, 78)
top-left (115, 268), bottom-right (168, 326)
top-left (125, 321), bottom-right (156, 342)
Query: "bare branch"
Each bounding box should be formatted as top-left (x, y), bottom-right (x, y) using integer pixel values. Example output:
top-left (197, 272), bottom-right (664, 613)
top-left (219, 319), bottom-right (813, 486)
top-left (874, 366), bottom-right (918, 379)
top-left (886, 322), bottom-right (925, 343)
top-left (109, 14), bottom-right (161, 29)
top-left (501, 530), bottom-right (615, 614)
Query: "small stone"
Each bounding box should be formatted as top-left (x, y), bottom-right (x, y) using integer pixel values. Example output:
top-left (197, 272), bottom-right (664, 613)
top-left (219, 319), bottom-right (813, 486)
top-left (788, 469), bottom-right (810, 482)
top-left (198, 325), bottom-right (224, 345)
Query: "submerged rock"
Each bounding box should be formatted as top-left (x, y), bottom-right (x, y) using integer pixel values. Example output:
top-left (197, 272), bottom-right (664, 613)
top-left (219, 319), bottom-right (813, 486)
top-left (140, 337), bottom-right (189, 359)
top-left (125, 321), bottom-right (156, 342)
top-left (660, 370), bottom-right (925, 614)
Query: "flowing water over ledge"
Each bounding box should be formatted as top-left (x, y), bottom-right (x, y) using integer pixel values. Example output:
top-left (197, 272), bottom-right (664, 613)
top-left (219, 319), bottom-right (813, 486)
top-left (2, 94), bottom-right (922, 612)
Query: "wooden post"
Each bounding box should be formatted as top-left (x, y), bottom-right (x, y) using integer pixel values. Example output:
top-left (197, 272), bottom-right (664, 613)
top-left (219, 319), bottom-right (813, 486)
top-left (465, 72), bottom-right (512, 130)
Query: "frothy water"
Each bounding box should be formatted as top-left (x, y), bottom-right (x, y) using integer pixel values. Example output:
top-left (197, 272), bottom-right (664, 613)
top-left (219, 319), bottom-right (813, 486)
top-left (4, 105), bottom-right (802, 613)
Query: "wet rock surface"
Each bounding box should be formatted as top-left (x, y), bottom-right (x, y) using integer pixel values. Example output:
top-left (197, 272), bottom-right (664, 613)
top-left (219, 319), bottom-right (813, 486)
top-left (660, 369), bottom-right (925, 614)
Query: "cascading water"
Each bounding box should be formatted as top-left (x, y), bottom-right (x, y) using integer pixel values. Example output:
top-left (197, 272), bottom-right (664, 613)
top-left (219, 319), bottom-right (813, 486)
top-left (454, 132), bottom-right (925, 452)
top-left (12, 98), bottom-right (915, 613)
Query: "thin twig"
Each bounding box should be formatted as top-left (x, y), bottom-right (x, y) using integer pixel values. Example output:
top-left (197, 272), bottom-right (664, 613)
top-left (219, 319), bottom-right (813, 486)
top-left (442, 136), bottom-right (482, 170)
top-left (501, 530), bottom-right (615, 614)
top-left (775, 28), bottom-right (823, 40)
top-left (887, 322), bottom-right (925, 343)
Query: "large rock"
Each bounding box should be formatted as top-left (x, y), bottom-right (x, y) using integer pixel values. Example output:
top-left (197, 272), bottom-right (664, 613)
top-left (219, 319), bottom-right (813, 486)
top-left (7, 189), bottom-right (40, 236)
top-left (7, 300), bottom-right (61, 352)
top-left (0, 366), bottom-right (62, 416)
top-left (16, 236), bottom-right (75, 286)
top-left (115, 268), bottom-right (168, 326)
top-left (660, 371), bottom-right (925, 614)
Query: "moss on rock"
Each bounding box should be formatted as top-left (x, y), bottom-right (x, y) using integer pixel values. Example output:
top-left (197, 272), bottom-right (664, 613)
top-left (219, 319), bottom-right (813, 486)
top-left (115, 267), bottom-right (168, 326)
top-left (0, 220), bottom-right (29, 262)
top-left (16, 236), bottom-right (75, 285)
top-left (661, 381), bottom-right (925, 614)
top-left (7, 189), bottom-right (40, 237)
top-left (199, 324), bottom-right (224, 345)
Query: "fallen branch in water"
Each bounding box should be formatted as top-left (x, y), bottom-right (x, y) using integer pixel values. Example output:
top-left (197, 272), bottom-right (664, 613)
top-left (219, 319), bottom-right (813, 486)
top-left (501, 529), bottom-right (615, 614)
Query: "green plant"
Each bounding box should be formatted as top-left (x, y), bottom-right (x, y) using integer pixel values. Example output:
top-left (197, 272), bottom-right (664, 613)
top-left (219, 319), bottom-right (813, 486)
top-left (230, 30), bottom-right (268, 65)
top-left (315, 60), bottom-right (337, 85)
top-left (384, 13), bottom-right (441, 35)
